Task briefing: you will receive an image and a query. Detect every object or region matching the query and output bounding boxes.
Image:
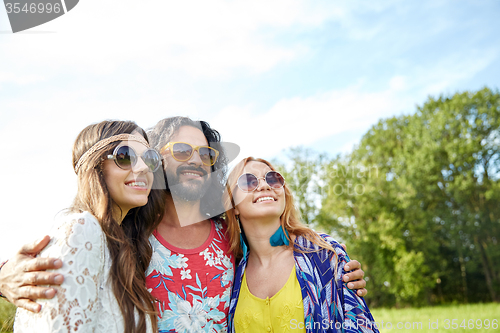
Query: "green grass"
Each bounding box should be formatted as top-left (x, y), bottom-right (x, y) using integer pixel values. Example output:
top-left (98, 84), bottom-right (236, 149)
top-left (0, 298), bottom-right (15, 333)
top-left (0, 299), bottom-right (498, 332)
top-left (370, 303), bottom-right (500, 333)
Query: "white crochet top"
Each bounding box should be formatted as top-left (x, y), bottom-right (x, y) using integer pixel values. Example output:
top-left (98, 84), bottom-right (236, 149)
top-left (14, 211), bottom-right (153, 333)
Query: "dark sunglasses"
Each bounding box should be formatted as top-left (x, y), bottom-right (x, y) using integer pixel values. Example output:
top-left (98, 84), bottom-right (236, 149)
top-left (107, 145), bottom-right (161, 172)
top-left (160, 142), bottom-right (219, 166)
top-left (237, 171), bottom-right (285, 192)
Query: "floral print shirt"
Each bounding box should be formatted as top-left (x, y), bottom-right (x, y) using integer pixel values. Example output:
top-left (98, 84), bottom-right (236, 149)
top-left (146, 219), bottom-right (235, 333)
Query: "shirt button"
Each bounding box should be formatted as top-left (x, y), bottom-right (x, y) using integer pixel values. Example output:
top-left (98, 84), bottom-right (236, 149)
top-left (267, 326), bottom-right (272, 332)
top-left (266, 299), bottom-right (270, 305)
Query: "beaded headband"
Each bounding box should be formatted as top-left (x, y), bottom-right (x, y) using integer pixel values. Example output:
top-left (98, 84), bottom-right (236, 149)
top-left (74, 134), bottom-right (150, 174)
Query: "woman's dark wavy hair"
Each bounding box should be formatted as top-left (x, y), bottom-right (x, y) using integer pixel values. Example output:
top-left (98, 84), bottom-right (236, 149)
top-left (71, 120), bottom-right (165, 333)
top-left (147, 116), bottom-right (228, 218)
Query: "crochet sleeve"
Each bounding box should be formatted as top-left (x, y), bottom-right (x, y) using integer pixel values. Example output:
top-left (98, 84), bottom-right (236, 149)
top-left (14, 212), bottom-right (106, 333)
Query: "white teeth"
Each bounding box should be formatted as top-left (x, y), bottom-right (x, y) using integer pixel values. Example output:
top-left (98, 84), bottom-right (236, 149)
top-left (183, 172), bottom-right (201, 177)
top-left (126, 182), bottom-right (146, 187)
top-left (256, 197), bottom-right (275, 203)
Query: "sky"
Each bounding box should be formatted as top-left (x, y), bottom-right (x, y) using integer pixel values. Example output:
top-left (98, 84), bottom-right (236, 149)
top-left (0, 0), bottom-right (499, 260)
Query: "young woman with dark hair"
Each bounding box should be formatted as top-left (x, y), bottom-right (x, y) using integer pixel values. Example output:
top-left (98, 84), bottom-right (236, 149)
top-left (14, 120), bottom-right (165, 333)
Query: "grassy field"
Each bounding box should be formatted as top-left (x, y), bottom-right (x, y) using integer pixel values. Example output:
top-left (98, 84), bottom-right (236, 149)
top-left (0, 299), bottom-right (498, 332)
top-left (0, 299), bottom-right (15, 333)
top-left (371, 303), bottom-right (500, 333)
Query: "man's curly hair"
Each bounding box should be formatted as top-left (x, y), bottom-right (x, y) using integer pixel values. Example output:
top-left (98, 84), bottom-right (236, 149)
top-left (147, 117), bottom-right (228, 219)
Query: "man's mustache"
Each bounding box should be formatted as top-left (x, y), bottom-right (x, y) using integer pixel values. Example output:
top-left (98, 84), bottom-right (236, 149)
top-left (176, 166), bottom-right (208, 177)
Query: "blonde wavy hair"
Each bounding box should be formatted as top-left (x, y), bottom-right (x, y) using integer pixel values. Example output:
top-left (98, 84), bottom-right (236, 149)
top-left (223, 157), bottom-right (336, 258)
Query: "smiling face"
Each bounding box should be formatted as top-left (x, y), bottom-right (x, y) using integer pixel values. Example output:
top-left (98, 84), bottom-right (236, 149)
top-left (234, 161), bottom-right (286, 222)
top-left (102, 140), bottom-right (154, 216)
top-left (162, 125), bottom-right (212, 201)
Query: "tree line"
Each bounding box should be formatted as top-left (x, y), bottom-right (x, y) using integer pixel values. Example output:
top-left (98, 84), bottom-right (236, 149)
top-left (275, 87), bottom-right (500, 307)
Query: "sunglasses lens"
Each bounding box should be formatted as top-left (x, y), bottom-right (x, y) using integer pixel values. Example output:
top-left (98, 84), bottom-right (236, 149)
top-left (142, 149), bottom-right (161, 172)
top-left (115, 146), bottom-right (136, 169)
top-left (199, 147), bottom-right (217, 165)
top-left (238, 173), bottom-right (259, 192)
top-left (172, 143), bottom-right (193, 161)
top-left (266, 171), bottom-right (285, 188)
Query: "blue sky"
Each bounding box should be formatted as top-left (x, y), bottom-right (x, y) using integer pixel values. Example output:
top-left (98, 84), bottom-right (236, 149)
top-left (0, 0), bottom-right (499, 259)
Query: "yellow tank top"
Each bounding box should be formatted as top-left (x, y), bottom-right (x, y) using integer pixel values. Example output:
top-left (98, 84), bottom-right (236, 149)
top-left (234, 266), bottom-right (306, 333)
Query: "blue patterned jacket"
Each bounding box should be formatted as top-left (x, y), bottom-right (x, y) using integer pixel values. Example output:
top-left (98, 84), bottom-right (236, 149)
top-left (227, 233), bottom-right (379, 333)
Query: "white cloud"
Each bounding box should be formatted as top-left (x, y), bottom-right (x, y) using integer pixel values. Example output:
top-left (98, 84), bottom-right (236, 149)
top-left (0, 72), bottom-right (44, 85)
top-left (214, 45), bottom-right (499, 161)
top-left (389, 75), bottom-right (407, 91)
top-left (397, 49), bottom-right (499, 100)
top-left (0, 0), bottom-right (350, 80)
top-left (212, 85), bottom-right (405, 160)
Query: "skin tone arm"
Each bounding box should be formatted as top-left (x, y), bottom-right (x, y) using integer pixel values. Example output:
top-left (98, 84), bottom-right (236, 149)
top-left (0, 239), bottom-right (367, 313)
top-left (0, 236), bottom-right (64, 313)
top-left (340, 243), bottom-right (367, 296)
top-left (344, 260), bottom-right (366, 295)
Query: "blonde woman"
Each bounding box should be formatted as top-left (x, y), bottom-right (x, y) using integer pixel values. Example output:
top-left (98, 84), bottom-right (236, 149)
top-left (224, 157), bottom-right (379, 333)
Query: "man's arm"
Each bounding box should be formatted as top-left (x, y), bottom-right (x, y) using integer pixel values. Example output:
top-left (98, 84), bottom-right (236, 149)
top-left (15, 214), bottom-right (106, 332)
top-left (340, 243), bottom-right (368, 297)
top-left (0, 236), bottom-right (64, 313)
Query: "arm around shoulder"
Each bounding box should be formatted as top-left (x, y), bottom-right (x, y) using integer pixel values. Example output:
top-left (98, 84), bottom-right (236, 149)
top-left (0, 236), bottom-right (64, 312)
top-left (14, 211), bottom-right (106, 333)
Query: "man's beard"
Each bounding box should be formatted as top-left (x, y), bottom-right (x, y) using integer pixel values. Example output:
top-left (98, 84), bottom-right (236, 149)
top-left (165, 165), bottom-right (211, 202)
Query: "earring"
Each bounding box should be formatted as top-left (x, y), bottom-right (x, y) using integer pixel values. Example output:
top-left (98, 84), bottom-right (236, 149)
top-left (270, 225), bottom-right (290, 247)
top-left (237, 215), bottom-right (249, 258)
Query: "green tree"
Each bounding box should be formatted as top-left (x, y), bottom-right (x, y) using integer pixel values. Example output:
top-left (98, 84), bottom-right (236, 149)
top-left (272, 147), bottom-right (325, 226)
top-left (318, 87), bottom-right (500, 306)
top-left (412, 87), bottom-right (500, 302)
top-left (318, 116), bottom-right (440, 306)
